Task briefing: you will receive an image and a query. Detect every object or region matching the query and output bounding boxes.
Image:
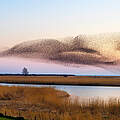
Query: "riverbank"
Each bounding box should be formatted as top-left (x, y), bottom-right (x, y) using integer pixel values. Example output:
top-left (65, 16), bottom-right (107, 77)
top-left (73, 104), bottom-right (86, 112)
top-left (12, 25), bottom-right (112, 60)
top-left (0, 86), bottom-right (69, 119)
top-left (0, 75), bottom-right (120, 86)
top-left (0, 86), bottom-right (120, 120)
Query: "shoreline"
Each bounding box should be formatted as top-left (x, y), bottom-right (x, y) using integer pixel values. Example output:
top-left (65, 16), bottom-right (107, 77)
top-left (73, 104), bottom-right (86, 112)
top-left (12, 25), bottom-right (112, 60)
top-left (0, 75), bottom-right (120, 87)
top-left (1, 81), bottom-right (120, 87)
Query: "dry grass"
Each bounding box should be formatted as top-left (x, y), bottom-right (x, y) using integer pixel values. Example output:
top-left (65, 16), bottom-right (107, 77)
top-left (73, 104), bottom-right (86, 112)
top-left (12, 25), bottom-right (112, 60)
top-left (0, 86), bottom-right (119, 119)
top-left (0, 76), bottom-right (120, 86)
top-left (0, 86), bottom-right (70, 119)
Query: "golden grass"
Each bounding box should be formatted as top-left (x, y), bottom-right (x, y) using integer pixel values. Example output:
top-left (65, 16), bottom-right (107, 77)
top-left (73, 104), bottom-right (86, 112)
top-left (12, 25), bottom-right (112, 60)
top-left (0, 86), bottom-right (120, 119)
top-left (0, 75), bottom-right (120, 86)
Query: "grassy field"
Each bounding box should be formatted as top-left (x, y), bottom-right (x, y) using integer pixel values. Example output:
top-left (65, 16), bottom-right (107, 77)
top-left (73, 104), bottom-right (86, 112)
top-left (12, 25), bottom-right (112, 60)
top-left (0, 86), bottom-right (120, 119)
top-left (0, 75), bottom-right (120, 86)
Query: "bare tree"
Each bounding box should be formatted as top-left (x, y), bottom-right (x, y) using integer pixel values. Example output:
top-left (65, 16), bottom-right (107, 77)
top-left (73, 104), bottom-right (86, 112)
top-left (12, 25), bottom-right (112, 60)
top-left (22, 67), bottom-right (29, 75)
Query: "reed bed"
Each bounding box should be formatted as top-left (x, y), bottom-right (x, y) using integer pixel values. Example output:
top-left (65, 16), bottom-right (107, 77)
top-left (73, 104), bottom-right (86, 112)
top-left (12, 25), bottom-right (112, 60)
top-left (0, 86), bottom-right (119, 119)
top-left (0, 75), bottom-right (120, 86)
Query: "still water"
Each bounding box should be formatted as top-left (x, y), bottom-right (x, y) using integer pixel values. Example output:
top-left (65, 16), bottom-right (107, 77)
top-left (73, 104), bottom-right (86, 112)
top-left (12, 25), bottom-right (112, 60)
top-left (0, 56), bottom-right (120, 100)
top-left (1, 83), bottom-right (120, 100)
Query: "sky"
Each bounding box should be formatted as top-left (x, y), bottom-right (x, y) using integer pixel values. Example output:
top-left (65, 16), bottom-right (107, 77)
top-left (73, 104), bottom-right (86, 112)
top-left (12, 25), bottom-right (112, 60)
top-left (0, 57), bottom-right (115, 75)
top-left (0, 0), bottom-right (120, 48)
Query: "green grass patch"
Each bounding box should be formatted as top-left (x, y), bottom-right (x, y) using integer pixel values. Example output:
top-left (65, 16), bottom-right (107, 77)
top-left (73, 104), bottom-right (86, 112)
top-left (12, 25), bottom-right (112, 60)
top-left (0, 118), bottom-right (12, 120)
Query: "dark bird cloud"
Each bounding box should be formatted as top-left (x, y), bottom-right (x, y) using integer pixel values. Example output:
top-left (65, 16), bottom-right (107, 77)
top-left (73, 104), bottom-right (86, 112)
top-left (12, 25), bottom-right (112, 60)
top-left (1, 33), bottom-right (120, 66)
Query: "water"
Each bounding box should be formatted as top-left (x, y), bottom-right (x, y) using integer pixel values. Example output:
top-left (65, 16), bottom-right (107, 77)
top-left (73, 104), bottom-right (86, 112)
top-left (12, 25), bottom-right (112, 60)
top-left (0, 56), bottom-right (120, 100)
top-left (1, 83), bottom-right (120, 100)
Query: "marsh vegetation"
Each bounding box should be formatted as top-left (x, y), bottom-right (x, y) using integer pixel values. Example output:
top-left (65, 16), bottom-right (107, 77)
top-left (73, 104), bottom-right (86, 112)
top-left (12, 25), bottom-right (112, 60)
top-left (0, 86), bottom-right (119, 119)
top-left (0, 75), bottom-right (120, 86)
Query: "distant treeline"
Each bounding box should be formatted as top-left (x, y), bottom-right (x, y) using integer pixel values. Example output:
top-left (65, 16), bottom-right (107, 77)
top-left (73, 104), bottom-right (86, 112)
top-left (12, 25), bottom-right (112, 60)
top-left (0, 74), bottom-right (120, 78)
top-left (0, 74), bottom-right (75, 77)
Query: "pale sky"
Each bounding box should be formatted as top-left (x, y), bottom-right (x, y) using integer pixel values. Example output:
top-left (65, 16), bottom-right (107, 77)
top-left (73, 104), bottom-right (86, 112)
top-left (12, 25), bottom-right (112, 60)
top-left (0, 0), bottom-right (120, 48)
